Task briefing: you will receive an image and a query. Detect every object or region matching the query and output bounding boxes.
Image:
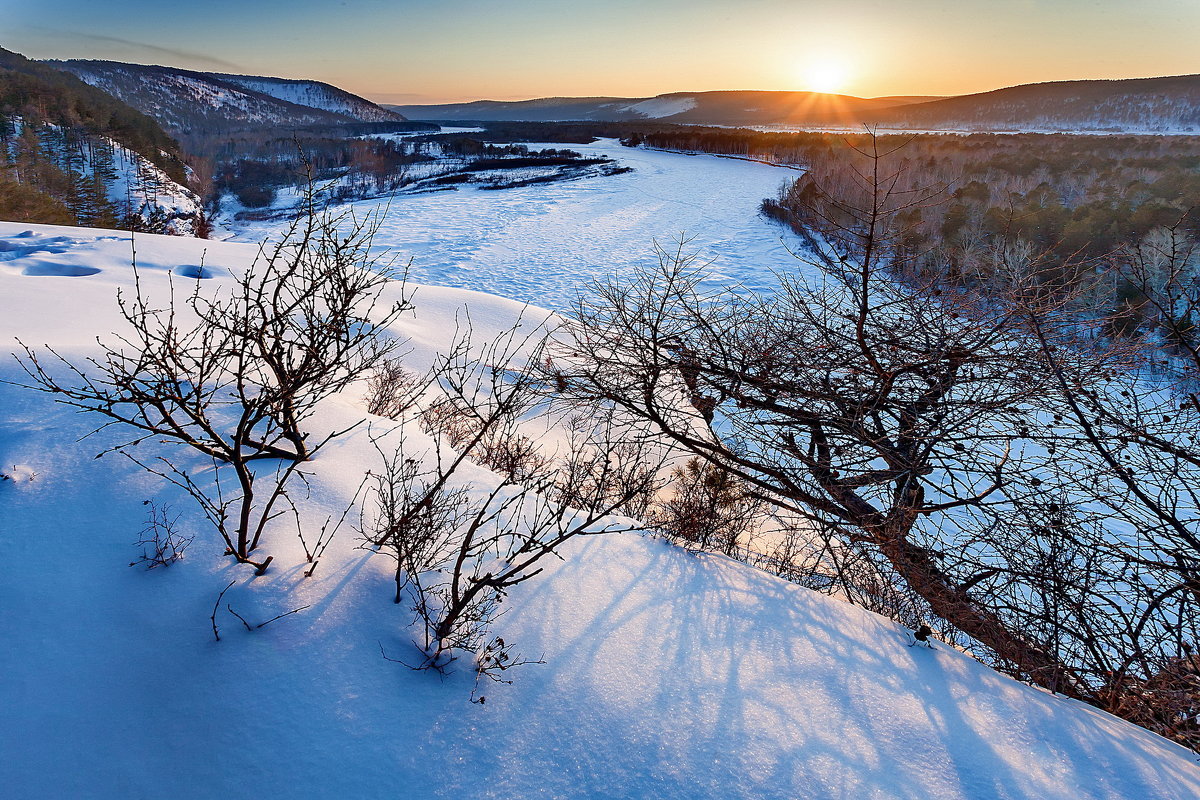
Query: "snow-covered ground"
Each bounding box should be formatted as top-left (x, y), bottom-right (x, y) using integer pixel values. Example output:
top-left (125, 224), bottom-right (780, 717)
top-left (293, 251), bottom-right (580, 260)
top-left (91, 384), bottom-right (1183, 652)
top-left (227, 139), bottom-right (804, 309)
top-left (2, 221), bottom-right (1199, 799)
top-left (621, 96), bottom-right (700, 118)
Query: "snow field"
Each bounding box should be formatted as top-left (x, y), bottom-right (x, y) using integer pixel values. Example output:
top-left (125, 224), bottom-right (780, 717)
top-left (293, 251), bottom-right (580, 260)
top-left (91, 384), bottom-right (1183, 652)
top-left (2, 188), bottom-right (1200, 798)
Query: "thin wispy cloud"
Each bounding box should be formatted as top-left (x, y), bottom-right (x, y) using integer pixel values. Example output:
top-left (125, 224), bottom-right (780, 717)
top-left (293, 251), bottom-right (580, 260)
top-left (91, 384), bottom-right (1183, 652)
top-left (33, 29), bottom-right (241, 71)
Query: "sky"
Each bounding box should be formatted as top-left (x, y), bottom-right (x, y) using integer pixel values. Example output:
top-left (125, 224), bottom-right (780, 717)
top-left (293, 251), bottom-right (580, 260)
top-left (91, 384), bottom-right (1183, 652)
top-left (4, 0), bottom-right (1199, 104)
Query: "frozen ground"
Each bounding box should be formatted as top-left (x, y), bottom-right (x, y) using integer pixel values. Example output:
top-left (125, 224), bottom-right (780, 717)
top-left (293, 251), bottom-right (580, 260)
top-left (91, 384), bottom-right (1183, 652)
top-left (227, 138), bottom-right (805, 309)
top-left (1, 223), bottom-right (1199, 799)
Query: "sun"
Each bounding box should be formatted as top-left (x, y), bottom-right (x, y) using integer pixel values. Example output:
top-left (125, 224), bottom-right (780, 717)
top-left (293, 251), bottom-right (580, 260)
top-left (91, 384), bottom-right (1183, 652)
top-left (802, 59), bottom-right (851, 95)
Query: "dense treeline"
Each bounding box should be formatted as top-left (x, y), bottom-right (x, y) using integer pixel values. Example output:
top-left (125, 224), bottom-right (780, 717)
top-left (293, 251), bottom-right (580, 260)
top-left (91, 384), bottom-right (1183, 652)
top-left (208, 128), bottom-right (612, 211)
top-left (629, 128), bottom-right (1200, 367)
top-left (0, 46), bottom-right (193, 229)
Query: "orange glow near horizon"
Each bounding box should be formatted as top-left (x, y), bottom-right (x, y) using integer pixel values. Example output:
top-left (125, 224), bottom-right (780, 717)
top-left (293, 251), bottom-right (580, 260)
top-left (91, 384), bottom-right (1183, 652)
top-left (9, 1), bottom-right (1200, 106)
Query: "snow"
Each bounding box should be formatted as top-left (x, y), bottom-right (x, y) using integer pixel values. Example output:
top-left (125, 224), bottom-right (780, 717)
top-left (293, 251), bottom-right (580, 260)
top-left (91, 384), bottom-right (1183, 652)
top-left (212, 74), bottom-right (402, 123)
top-left (623, 96), bottom-right (699, 119)
top-left (228, 139), bottom-right (801, 309)
top-left (3, 154), bottom-right (1200, 798)
top-left (105, 139), bottom-right (204, 228)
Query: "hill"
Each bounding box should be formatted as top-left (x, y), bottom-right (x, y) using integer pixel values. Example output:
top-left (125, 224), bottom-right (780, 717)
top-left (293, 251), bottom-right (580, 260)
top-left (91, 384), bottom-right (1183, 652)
top-left (395, 76), bottom-right (1200, 133)
top-left (47, 59), bottom-right (407, 136)
top-left (870, 74), bottom-right (1200, 132)
top-left (389, 90), bottom-right (940, 125)
top-left (0, 46), bottom-right (200, 232)
top-left (203, 71), bottom-right (406, 123)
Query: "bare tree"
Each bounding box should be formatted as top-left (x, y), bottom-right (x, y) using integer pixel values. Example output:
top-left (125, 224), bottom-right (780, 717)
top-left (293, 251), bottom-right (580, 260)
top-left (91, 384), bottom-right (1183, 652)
top-left (363, 320), bottom-right (665, 671)
top-left (555, 132), bottom-right (1200, 745)
top-left (16, 195), bottom-right (410, 572)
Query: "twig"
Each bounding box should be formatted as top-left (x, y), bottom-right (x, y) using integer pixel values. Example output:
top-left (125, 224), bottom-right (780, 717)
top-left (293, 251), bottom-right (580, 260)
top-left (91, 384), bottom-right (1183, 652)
top-left (227, 604), bottom-right (253, 632)
top-left (211, 580), bottom-right (235, 641)
top-left (256, 604), bottom-right (311, 629)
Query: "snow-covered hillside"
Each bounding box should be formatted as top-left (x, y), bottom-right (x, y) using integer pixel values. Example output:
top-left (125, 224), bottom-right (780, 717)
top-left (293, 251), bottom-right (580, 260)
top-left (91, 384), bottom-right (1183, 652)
top-left (209, 73), bottom-right (405, 123)
top-left (619, 95), bottom-right (699, 118)
top-left (105, 138), bottom-right (203, 231)
top-left (49, 60), bottom-right (396, 134)
top-left (1, 221), bottom-right (1199, 799)
top-left (3, 117), bottom-right (202, 233)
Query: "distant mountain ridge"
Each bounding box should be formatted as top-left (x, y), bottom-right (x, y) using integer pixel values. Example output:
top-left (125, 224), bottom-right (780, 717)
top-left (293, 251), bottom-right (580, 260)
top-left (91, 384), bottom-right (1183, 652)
top-left (870, 74), bottom-right (1200, 133)
top-left (47, 60), bottom-right (407, 136)
top-left (393, 75), bottom-right (1200, 133)
top-left (389, 90), bottom-right (940, 125)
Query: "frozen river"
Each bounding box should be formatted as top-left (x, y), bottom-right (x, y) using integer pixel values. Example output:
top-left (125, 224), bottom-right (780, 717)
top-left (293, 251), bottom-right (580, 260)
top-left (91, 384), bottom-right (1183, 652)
top-left (228, 139), bottom-right (810, 310)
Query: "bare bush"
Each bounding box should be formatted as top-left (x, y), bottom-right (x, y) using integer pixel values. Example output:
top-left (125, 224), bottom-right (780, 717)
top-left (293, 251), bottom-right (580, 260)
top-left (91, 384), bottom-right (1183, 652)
top-left (17, 193), bottom-right (410, 572)
top-left (364, 321), bottom-right (666, 672)
top-left (130, 501), bottom-right (193, 569)
top-left (647, 456), bottom-right (764, 556)
top-left (365, 357), bottom-right (425, 419)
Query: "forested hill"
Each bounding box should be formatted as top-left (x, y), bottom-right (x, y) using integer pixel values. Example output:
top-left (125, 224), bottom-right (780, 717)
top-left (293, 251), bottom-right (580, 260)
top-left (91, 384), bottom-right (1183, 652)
top-left (0, 46), bottom-right (201, 232)
top-left (870, 74), bottom-right (1200, 132)
top-left (48, 59), bottom-right (407, 136)
top-left (0, 47), bottom-right (186, 181)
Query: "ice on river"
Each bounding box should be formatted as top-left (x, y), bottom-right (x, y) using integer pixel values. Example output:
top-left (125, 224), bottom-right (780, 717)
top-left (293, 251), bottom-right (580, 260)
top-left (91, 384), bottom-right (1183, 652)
top-left (228, 139), bottom-right (808, 310)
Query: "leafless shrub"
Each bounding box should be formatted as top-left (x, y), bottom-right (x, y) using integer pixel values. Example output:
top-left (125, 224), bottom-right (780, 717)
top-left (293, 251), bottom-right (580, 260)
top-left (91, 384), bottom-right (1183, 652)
top-left (550, 412), bottom-right (661, 520)
top-left (419, 396), bottom-right (479, 449)
top-left (16, 189), bottom-right (410, 573)
top-left (365, 320), bottom-right (667, 674)
top-left (365, 358), bottom-right (424, 419)
top-left (130, 501), bottom-right (193, 569)
top-left (360, 435), bottom-right (472, 605)
top-left (647, 456), bottom-right (764, 556)
top-left (470, 635), bottom-right (546, 704)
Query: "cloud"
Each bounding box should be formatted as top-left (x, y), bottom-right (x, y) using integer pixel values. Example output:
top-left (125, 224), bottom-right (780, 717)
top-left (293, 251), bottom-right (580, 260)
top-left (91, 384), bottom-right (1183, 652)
top-left (31, 29), bottom-right (242, 71)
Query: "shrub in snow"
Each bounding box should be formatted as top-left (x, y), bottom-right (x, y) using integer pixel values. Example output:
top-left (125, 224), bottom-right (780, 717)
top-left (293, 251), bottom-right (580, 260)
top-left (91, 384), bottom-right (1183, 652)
top-left (129, 501), bottom-right (193, 569)
top-left (365, 357), bottom-right (425, 419)
top-left (17, 194), bottom-right (411, 573)
top-left (647, 456), bottom-right (764, 556)
top-left (363, 322), bottom-right (665, 672)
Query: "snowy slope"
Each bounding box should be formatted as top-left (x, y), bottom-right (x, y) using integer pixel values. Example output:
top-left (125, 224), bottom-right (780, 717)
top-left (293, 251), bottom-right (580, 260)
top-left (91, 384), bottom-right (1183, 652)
top-left (622, 96), bottom-right (699, 118)
top-left (105, 138), bottom-right (204, 231)
top-left (1, 221), bottom-right (1198, 799)
top-left (207, 73), bottom-right (406, 123)
top-left (49, 60), bottom-right (370, 133)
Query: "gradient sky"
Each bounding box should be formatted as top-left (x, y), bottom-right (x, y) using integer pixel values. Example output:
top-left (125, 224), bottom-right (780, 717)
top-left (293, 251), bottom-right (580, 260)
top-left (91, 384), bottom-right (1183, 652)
top-left (5, 0), bottom-right (1199, 104)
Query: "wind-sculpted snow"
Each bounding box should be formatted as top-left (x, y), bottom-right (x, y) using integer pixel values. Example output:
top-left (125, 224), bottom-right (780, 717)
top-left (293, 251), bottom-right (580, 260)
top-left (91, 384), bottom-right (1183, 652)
top-left (3, 211), bottom-right (1200, 796)
top-left (228, 139), bottom-right (807, 309)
